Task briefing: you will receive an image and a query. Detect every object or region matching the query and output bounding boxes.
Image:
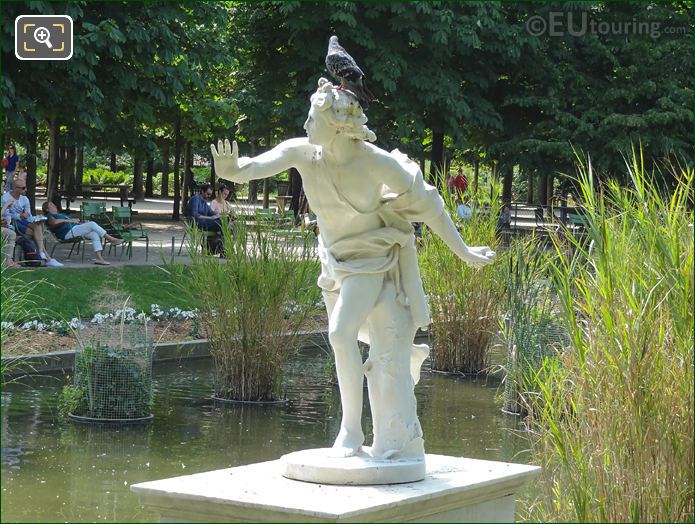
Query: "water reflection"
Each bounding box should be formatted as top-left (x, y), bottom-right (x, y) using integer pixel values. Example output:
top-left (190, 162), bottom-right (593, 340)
top-left (2, 351), bottom-right (528, 522)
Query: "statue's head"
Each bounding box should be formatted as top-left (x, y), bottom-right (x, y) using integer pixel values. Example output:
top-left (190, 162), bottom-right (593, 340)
top-left (304, 77), bottom-right (376, 145)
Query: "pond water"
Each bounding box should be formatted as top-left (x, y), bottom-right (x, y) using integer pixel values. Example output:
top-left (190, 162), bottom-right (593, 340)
top-left (2, 349), bottom-right (530, 522)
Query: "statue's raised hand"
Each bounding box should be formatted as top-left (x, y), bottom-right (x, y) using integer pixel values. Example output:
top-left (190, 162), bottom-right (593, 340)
top-left (210, 139), bottom-right (241, 182)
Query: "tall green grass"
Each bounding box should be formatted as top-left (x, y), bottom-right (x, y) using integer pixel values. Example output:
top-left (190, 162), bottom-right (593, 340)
top-left (419, 171), bottom-right (504, 374)
top-left (0, 257), bottom-right (47, 381)
top-left (524, 152), bottom-right (694, 522)
top-left (167, 219), bottom-right (321, 401)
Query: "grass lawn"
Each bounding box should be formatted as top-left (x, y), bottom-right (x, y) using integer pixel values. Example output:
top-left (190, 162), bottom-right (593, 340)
top-left (11, 265), bottom-right (197, 321)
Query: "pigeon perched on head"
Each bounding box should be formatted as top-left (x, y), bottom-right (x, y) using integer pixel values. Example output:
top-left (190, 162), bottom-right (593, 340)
top-left (325, 35), bottom-right (374, 110)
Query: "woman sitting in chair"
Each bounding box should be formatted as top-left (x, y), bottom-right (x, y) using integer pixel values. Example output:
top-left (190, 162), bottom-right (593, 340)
top-left (42, 202), bottom-right (122, 266)
top-left (210, 182), bottom-right (235, 218)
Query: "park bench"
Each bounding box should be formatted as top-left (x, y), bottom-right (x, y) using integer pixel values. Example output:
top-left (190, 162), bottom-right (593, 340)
top-left (59, 184), bottom-right (136, 211)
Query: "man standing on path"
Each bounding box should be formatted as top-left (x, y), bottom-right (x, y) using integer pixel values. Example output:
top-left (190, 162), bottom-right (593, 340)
top-left (446, 166), bottom-right (468, 196)
top-left (3, 145), bottom-right (20, 192)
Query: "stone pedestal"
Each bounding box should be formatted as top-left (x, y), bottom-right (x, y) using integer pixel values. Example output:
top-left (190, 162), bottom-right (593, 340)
top-left (131, 454), bottom-right (540, 522)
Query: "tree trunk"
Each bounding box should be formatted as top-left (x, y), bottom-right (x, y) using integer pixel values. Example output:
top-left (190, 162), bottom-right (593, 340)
top-left (248, 181), bottom-right (258, 205)
top-left (430, 131), bottom-right (445, 186)
top-left (145, 159), bottom-right (154, 197)
top-left (473, 157), bottom-right (479, 193)
top-left (538, 174), bottom-right (548, 206)
top-left (526, 170), bottom-right (534, 204)
top-left (161, 140), bottom-right (170, 197)
top-left (25, 119), bottom-right (37, 213)
top-left (172, 118), bottom-right (182, 220)
top-left (182, 141), bottom-right (192, 208)
top-left (289, 167), bottom-right (303, 221)
top-left (110, 152), bottom-right (117, 172)
top-left (502, 164), bottom-right (513, 204)
top-left (547, 174), bottom-right (554, 205)
top-left (247, 141), bottom-right (258, 204)
top-left (46, 117), bottom-right (59, 202)
top-left (58, 146), bottom-right (67, 191)
top-left (65, 146), bottom-right (76, 191)
top-left (133, 158), bottom-right (144, 200)
top-left (209, 161), bottom-right (215, 187)
top-left (76, 147), bottom-right (84, 187)
top-left (490, 161), bottom-right (497, 202)
top-left (262, 178), bottom-right (270, 209)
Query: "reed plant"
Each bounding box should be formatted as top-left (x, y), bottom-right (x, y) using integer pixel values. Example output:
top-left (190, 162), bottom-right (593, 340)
top-left (169, 218), bottom-right (321, 401)
top-left (419, 171), bottom-right (505, 374)
top-left (0, 259), bottom-right (45, 382)
top-left (523, 151), bottom-right (694, 522)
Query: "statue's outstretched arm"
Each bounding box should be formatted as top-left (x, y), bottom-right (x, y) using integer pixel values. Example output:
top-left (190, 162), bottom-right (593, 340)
top-left (383, 150), bottom-right (495, 268)
top-left (210, 138), bottom-right (305, 184)
top-left (425, 213), bottom-right (496, 268)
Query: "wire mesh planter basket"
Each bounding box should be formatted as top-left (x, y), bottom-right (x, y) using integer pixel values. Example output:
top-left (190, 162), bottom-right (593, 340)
top-left (63, 320), bottom-right (154, 424)
top-left (502, 319), bottom-right (569, 416)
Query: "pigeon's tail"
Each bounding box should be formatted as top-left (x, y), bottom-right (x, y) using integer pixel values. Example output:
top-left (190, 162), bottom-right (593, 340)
top-left (343, 79), bottom-right (373, 111)
top-left (362, 79), bottom-right (375, 103)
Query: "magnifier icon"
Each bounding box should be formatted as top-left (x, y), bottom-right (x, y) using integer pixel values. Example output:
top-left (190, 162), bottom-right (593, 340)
top-left (33, 26), bottom-right (53, 49)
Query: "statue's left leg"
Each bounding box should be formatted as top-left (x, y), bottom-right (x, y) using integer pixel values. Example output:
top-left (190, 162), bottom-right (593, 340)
top-left (364, 281), bottom-right (424, 460)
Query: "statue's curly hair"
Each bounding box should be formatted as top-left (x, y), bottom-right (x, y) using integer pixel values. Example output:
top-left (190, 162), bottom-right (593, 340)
top-left (310, 78), bottom-right (376, 142)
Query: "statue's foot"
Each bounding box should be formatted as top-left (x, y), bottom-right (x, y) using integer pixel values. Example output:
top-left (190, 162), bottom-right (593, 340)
top-left (369, 436), bottom-right (425, 461)
top-left (330, 428), bottom-right (364, 457)
top-left (367, 445), bottom-right (399, 460)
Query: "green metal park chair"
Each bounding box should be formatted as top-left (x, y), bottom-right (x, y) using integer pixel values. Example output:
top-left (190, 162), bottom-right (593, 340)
top-left (79, 202), bottom-right (134, 260)
top-left (46, 227), bottom-right (85, 262)
top-left (111, 206), bottom-right (149, 261)
top-left (80, 202), bottom-right (108, 223)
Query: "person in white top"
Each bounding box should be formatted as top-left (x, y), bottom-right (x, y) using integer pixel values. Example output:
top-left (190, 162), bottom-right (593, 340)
top-left (211, 78), bottom-right (495, 462)
top-left (209, 182), bottom-right (235, 217)
top-left (1, 181), bottom-right (62, 266)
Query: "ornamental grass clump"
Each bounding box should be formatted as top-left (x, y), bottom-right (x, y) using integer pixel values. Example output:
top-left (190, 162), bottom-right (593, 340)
top-left (419, 172), bottom-right (504, 374)
top-left (0, 258), bottom-right (46, 381)
top-left (173, 218), bottom-right (320, 401)
top-left (523, 152), bottom-right (694, 522)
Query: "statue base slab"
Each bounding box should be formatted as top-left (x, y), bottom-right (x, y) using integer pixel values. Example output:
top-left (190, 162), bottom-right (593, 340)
top-left (131, 454), bottom-right (540, 523)
top-left (281, 447), bottom-right (426, 485)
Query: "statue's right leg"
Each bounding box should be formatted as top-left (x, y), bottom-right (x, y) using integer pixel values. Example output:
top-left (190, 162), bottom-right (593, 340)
top-left (327, 273), bottom-right (384, 457)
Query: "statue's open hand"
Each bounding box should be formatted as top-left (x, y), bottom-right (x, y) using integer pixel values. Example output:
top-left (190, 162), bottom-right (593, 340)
top-left (462, 246), bottom-right (496, 269)
top-left (210, 139), bottom-right (241, 182)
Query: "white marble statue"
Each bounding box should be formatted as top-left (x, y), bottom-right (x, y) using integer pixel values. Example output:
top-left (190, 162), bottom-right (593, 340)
top-left (211, 78), bottom-right (495, 483)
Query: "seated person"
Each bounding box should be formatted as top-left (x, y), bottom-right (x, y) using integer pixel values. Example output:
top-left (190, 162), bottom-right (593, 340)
top-left (186, 183), bottom-right (222, 232)
top-left (2, 181), bottom-right (62, 267)
top-left (42, 202), bottom-right (122, 266)
top-left (210, 182), bottom-right (235, 217)
top-left (1, 201), bottom-right (18, 268)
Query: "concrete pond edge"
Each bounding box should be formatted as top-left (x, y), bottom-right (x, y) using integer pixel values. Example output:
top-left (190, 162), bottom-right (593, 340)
top-left (2, 330), bottom-right (431, 377)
